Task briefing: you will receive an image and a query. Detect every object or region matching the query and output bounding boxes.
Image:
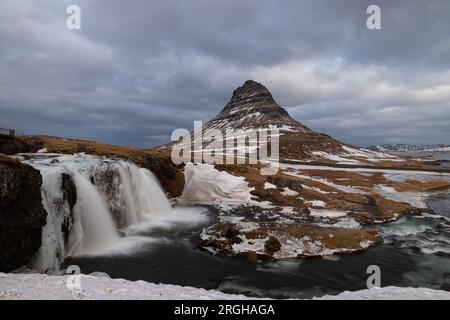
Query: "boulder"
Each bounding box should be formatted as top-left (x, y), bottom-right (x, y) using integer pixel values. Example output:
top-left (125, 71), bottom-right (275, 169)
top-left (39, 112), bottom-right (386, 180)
top-left (264, 236), bottom-right (282, 255)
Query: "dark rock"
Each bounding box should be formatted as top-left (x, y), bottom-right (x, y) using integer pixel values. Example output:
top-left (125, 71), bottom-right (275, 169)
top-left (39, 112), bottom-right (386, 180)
top-left (0, 155), bottom-right (46, 272)
top-left (200, 238), bottom-right (232, 252)
top-left (60, 173), bottom-right (77, 244)
top-left (231, 236), bottom-right (243, 244)
top-left (300, 207), bottom-right (311, 215)
top-left (61, 173), bottom-right (77, 210)
top-left (250, 189), bottom-right (280, 203)
top-left (267, 176), bottom-right (303, 191)
top-left (224, 225), bottom-right (240, 238)
top-left (264, 236), bottom-right (282, 255)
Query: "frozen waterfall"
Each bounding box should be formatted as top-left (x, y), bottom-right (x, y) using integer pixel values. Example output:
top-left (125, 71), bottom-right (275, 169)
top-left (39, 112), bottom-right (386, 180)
top-left (20, 153), bottom-right (172, 272)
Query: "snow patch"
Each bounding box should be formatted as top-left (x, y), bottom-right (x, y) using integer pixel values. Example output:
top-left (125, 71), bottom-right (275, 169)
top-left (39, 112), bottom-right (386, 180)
top-left (304, 200), bottom-right (326, 207)
top-left (263, 182), bottom-right (277, 189)
top-left (281, 187), bottom-right (298, 196)
top-left (373, 185), bottom-right (429, 208)
top-left (179, 163), bottom-right (254, 205)
top-left (310, 210), bottom-right (348, 218)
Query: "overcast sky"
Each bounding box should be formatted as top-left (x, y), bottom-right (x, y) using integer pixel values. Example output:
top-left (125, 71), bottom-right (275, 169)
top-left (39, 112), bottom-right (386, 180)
top-left (1, 0), bottom-right (449, 147)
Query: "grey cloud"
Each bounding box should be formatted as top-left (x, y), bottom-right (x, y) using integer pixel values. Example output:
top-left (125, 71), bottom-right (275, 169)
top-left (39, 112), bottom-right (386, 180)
top-left (0, 0), bottom-right (449, 147)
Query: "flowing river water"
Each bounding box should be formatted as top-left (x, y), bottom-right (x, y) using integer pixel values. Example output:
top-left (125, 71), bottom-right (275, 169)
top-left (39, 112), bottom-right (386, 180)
top-left (64, 191), bottom-right (450, 299)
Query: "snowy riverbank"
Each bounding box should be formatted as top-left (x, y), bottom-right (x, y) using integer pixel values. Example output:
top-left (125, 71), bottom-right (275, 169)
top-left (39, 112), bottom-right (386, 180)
top-left (1, 273), bottom-right (449, 300)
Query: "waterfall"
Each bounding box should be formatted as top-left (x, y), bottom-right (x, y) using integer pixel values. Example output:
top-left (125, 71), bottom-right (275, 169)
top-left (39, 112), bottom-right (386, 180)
top-left (69, 173), bottom-right (119, 255)
top-left (116, 164), bottom-right (172, 223)
top-left (20, 153), bottom-right (173, 272)
top-left (133, 168), bottom-right (172, 219)
top-left (117, 165), bottom-right (140, 226)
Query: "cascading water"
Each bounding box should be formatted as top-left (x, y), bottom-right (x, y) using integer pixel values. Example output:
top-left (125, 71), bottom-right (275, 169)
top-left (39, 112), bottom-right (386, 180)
top-left (134, 169), bottom-right (172, 218)
top-left (117, 164), bottom-right (172, 224)
top-left (69, 173), bottom-right (119, 255)
top-left (117, 166), bottom-right (140, 226)
top-left (19, 153), bottom-right (173, 272)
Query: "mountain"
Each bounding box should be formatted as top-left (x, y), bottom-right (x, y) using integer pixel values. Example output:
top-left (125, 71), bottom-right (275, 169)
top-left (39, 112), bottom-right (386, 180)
top-left (204, 80), bottom-right (346, 160)
top-left (205, 80), bottom-right (310, 132)
top-left (369, 144), bottom-right (450, 153)
top-left (169, 80), bottom-right (399, 164)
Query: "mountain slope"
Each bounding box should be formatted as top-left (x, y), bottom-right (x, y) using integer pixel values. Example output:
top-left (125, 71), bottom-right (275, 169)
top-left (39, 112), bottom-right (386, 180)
top-left (170, 80), bottom-right (401, 165)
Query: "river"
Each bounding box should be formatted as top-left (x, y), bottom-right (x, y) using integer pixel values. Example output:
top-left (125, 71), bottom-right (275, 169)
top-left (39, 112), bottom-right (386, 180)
top-left (64, 190), bottom-right (450, 299)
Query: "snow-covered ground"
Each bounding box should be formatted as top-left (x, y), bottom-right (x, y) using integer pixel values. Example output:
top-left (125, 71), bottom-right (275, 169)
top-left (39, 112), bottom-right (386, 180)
top-left (0, 273), bottom-right (249, 300)
top-left (1, 273), bottom-right (449, 300)
top-left (317, 286), bottom-right (450, 300)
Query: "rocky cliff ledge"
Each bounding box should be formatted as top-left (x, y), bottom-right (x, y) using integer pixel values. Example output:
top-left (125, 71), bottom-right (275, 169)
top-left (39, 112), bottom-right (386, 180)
top-left (0, 155), bottom-right (46, 272)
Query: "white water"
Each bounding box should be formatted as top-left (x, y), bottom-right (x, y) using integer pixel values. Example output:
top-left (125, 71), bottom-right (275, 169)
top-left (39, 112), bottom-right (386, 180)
top-left (117, 166), bottom-right (140, 226)
top-left (19, 153), bottom-right (173, 272)
top-left (132, 168), bottom-right (172, 220)
top-left (70, 173), bottom-right (119, 255)
top-left (117, 165), bottom-right (172, 224)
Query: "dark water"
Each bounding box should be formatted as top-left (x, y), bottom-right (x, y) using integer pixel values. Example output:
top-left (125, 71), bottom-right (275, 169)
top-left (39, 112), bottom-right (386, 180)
top-left (64, 193), bottom-right (450, 298)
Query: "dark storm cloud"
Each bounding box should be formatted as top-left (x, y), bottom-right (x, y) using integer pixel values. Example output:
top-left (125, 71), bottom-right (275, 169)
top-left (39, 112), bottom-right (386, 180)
top-left (0, 0), bottom-right (449, 147)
